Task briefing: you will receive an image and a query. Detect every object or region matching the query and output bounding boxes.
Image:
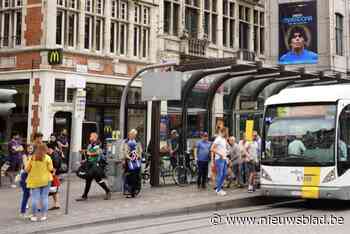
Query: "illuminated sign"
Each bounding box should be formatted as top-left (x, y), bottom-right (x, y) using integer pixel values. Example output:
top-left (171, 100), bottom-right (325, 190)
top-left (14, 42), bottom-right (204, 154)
top-left (48, 49), bottom-right (63, 65)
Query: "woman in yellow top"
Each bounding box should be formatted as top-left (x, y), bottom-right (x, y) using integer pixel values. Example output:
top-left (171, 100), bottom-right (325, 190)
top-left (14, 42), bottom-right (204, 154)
top-left (25, 143), bottom-right (53, 222)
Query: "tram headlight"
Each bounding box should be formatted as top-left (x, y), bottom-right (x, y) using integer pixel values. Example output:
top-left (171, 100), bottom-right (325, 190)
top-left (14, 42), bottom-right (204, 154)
top-left (261, 168), bottom-right (272, 181)
top-left (322, 169), bottom-right (336, 183)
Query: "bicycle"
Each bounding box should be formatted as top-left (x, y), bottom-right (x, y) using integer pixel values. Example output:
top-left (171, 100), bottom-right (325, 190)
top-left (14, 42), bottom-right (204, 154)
top-left (173, 151), bottom-right (197, 186)
top-left (140, 153), bottom-right (176, 185)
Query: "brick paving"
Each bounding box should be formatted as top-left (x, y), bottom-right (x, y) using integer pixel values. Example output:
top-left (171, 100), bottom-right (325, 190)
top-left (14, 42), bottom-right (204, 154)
top-left (0, 175), bottom-right (259, 234)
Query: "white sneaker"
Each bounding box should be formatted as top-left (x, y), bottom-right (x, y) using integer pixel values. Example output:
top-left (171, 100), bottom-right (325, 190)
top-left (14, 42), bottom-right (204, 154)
top-left (248, 185), bottom-right (254, 193)
top-left (217, 190), bottom-right (227, 196)
top-left (30, 216), bottom-right (38, 222)
top-left (40, 216), bottom-right (47, 221)
top-left (19, 213), bottom-right (32, 219)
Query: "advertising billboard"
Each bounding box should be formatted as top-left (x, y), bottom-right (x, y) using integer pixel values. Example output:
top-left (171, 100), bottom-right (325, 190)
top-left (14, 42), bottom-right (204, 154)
top-left (279, 0), bottom-right (318, 65)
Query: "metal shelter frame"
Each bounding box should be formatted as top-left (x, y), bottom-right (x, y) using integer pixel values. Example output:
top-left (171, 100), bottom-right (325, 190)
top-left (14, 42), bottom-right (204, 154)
top-left (177, 62), bottom-right (350, 151)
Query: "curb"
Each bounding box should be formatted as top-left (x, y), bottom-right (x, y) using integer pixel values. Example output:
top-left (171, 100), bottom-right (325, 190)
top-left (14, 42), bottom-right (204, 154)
top-left (28, 194), bottom-right (288, 234)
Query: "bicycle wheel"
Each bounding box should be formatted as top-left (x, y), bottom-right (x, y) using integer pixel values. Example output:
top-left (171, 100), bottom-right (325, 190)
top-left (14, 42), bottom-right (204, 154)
top-left (173, 166), bottom-right (192, 186)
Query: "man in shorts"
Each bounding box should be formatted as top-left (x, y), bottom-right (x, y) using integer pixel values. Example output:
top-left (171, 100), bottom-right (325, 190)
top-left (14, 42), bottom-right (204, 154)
top-left (247, 131), bottom-right (261, 193)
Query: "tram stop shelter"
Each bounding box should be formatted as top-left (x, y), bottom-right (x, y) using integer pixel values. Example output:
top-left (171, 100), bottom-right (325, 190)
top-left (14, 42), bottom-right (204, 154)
top-left (120, 58), bottom-right (350, 186)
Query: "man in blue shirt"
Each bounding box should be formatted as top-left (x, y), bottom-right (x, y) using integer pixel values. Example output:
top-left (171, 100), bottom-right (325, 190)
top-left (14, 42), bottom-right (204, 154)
top-left (196, 132), bottom-right (211, 189)
top-left (279, 26), bottom-right (318, 64)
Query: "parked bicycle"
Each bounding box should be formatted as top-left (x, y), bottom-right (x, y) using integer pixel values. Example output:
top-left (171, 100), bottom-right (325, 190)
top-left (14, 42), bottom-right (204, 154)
top-left (173, 151), bottom-right (198, 186)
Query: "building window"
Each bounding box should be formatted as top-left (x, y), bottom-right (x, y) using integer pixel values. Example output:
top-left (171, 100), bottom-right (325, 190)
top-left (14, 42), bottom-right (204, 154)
top-left (110, 0), bottom-right (128, 55)
top-left (185, 0), bottom-right (199, 38)
top-left (0, 0), bottom-right (22, 48)
top-left (163, 0), bottom-right (179, 36)
top-left (84, 0), bottom-right (105, 51)
top-left (56, 0), bottom-right (79, 48)
top-left (55, 79), bottom-right (66, 102)
top-left (251, 10), bottom-right (264, 55)
top-left (239, 5), bottom-right (250, 50)
top-left (222, 0), bottom-right (235, 48)
top-left (335, 13), bottom-right (343, 56)
top-left (203, 0), bottom-right (218, 44)
top-left (133, 4), bottom-right (150, 58)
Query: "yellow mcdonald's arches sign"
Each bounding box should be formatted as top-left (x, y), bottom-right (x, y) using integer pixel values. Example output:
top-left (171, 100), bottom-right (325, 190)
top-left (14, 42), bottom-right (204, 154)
top-left (104, 126), bottom-right (112, 133)
top-left (48, 49), bottom-right (63, 65)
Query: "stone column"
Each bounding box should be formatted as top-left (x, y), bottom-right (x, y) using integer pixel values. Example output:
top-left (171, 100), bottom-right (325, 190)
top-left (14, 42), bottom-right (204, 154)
top-left (78, 0), bottom-right (86, 50)
top-left (128, 1), bottom-right (135, 58)
top-left (104, 0), bottom-right (112, 55)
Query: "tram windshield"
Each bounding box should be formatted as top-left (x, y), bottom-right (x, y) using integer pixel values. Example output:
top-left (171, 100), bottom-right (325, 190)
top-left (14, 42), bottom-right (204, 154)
top-left (262, 104), bottom-right (337, 166)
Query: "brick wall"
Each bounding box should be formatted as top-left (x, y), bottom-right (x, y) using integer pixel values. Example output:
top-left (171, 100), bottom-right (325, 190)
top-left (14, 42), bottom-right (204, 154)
top-left (25, 2), bottom-right (43, 46)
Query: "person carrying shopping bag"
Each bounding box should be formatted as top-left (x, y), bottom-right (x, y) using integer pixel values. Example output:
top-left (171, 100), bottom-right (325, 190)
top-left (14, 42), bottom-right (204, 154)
top-left (122, 129), bottom-right (143, 198)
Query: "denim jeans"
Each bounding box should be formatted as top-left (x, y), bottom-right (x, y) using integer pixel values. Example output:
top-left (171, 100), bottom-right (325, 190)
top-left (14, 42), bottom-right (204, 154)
top-left (197, 161), bottom-right (209, 187)
top-left (31, 185), bottom-right (49, 215)
top-left (20, 183), bottom-right (30, 214)
top-left (215, 158), bottom-right (227, 192)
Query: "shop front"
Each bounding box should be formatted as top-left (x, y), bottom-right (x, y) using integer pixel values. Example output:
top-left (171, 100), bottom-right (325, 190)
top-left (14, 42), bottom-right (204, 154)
top-left (85, 83), bottom-right (147, 146)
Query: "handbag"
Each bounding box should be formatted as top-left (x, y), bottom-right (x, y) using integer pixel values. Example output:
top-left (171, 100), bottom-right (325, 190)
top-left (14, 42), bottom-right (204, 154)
top-left (52, 175), bottom-right (61, 187)
top-left (76, 161), bottom-right (90, 179)
top-left (128, 159), bottom-right (141, 171)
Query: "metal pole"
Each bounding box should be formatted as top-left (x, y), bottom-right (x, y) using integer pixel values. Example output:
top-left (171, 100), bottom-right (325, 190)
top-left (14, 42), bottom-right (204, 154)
top-left (150, 101), bottom-right (161, 186)
top-left (64, 147), bottom-right (73, 215)
top-left (119, 62), bottom-right (178, 139)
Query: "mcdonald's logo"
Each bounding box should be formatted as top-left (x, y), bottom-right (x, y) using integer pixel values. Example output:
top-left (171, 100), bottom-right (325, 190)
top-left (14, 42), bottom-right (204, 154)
top-left (104, 126), bottom-right (112, 133)
top-left (48, 49), bottom-right (63, 65)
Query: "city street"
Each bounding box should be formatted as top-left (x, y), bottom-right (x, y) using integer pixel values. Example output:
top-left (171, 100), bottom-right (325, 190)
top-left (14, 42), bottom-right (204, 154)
top-left (51, 199), bottom-right (350, 234)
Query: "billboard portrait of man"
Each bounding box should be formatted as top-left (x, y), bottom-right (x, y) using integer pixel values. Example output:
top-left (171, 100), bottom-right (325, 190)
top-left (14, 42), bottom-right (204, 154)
top-left (279, 1), bottom-right (318, 65)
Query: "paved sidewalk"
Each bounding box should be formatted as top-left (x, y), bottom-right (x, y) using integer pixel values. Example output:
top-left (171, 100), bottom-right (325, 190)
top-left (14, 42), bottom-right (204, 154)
top-left (0, 176), bottom-right (261, 234)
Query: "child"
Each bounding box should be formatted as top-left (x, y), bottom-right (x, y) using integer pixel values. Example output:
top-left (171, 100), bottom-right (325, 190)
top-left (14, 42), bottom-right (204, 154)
top-left (19, 144), bottom-right (34, 218)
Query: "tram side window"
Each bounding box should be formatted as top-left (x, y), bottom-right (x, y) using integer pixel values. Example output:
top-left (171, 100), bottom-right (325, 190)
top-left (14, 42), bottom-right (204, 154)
top-left (338, 105), bottom-right (350, 176)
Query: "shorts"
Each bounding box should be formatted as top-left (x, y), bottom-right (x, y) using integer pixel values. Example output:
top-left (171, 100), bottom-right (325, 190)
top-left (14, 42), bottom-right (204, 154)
top-left (247, 161), bottom-right (259, 174)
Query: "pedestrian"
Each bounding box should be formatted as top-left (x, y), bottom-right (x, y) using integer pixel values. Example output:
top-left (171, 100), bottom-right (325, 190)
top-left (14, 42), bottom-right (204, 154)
top-left (8, 132), bottom-right (24, 188)
top-left (227, 136), bottom-right (242, 187)
top-left (209, 120), bottom-right (225, 188)
top-left (239, 133), bottom-right (251, 188)
top-left (32, 132), bottom-right (43, 146)
top-left (211, 127), bottom-right (229, 196)
top-left (47, 134), bottom-right (59, 152)
top-left (25, 143), bottom-right (53, 222)
top-left (19, 144), bottom-right (34, 218)
top-left (48, 133), bottom-right (66, 173)
top-left (57, 129), bottom-right (69, 165)
top-left (195, 131), bottom-right (211, 189)
top-left (167, 130), bottom-right (179, 169)
top-left (76, 132), bottom-right (111, 201)
top-left (47, 145), bottom-right (62, 210)
top-left (122, 129), bottom-right (143, 198)
top-left (247, 131), bottom-right (261, 192)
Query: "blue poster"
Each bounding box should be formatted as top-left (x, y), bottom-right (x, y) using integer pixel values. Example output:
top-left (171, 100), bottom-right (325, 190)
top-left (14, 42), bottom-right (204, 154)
top-left (279, 1), bottom-right (318, 65)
